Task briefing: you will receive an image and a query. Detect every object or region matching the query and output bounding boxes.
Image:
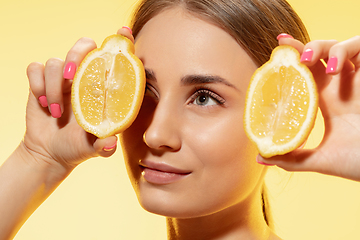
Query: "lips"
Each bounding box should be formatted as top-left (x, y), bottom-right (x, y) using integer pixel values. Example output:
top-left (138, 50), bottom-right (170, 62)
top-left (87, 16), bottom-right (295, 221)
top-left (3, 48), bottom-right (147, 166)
top-left (139, 160), bottom-right (192, 185)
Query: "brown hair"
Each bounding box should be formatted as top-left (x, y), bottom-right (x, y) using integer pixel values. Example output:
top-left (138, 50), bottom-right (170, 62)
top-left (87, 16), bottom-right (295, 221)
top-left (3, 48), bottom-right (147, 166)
top-left (130, 0), bottom-right (310, 228)
top-left (130, 0), bottom-right (310, 66)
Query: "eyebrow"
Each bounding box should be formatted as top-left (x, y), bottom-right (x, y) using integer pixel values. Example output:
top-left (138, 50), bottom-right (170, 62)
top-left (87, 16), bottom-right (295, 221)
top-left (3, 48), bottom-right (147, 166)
top-left (181, 74), bottom-right (237, 89)
top-left (145, 68), bottom-right (238, 90)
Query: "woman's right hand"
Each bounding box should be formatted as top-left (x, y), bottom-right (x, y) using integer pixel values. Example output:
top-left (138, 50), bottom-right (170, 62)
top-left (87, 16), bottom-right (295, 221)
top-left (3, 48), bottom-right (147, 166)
top-left (0, 28), bottom-right (135, 240)
top-left (22, 26), bottom-right (134, 173)
top-left (24, 36), bottom-right (117, 172)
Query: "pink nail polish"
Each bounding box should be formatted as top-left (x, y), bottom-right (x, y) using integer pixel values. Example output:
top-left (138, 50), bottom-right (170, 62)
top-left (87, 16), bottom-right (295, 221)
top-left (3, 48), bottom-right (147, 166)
top-left (38, 95), bottom-right (48, 107)
top-left (103, 142), bottom-right (117, 151)
top-left (326, 56), bottom-right (338, 74)
top-left (122, 26), bottom-right (133, 35)
top-left (256, 155), bottom-right (275, 166)
top-left (50, 103), bottom-right (62, 118)
top-left (301, 49), bottom-right (313, 62)
top-left (63, 62), bottom-right (76, 79)
top-left (276, 33), bottom-right (294, 40)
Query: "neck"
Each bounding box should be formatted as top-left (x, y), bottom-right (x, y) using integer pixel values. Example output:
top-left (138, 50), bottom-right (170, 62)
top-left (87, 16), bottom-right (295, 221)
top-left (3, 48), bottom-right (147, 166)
top-left (166, 188), bottom-right (274, 240)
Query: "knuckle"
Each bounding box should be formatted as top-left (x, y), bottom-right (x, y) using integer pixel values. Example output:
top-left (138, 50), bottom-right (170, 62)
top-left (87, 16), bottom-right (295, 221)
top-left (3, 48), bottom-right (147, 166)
top-left (350, 35), bottom-right (360, 46)
top-left (352, 35), bottom-right (360, 41)
top-left (75, 37), bottom-right (97, 51)
top-left (329, 42), bottom-right (345, 55)
top-left (65, 49), bottom-right (81, 60)
top-left (306, 40), bottom-right (321, 47)
top-left (76, 37), bottom-right (96, 46)
top-left (29, 81), bottom-right (43, 94)
top-left (303, 40), bottom-right (323, 53)
top-left (26, 63), bottom-right (45, 94)
top-left (326, 40), bottom-right (341, 54)
top-left (45, 58), bottom-right (64, 69)
top-left (66, 37), bottom-right (97, 61)
top-left (27, 62), bottom-right (43, 75)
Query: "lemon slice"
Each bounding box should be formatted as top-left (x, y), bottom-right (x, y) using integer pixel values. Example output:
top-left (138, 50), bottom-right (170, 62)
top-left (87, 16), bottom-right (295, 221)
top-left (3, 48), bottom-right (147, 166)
top-left (244, 45), bottom-right (318, 158)
top-left (71, 34), bottom-right (145, 138)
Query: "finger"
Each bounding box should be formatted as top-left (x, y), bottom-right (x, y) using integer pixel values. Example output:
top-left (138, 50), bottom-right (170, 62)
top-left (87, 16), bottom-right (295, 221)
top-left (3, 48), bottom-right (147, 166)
top-left (44, 58), bottom-right (65, 118)
top-left (277, 33), bottom-right (305, 54)
top-left (93, 135), bottom-right (118, 157)
top-left (27, 62), bottom-right (48, 108)
top-left (277, 36), bottom-right (332, 92)
top-left (298, 40), bottom-right (338, 93)
top-left (256, 148), bottom-right (322, 172)
top-left (299, 40), bottom-right (339, 67)
top-left (117, 26), bottom-right (134, 43)
top-left (63, 37), bottom-right (97, 92)
top-left (44, 38), bottom-right (97, 119)
top-left (326, 36), bottom-right (360, 74)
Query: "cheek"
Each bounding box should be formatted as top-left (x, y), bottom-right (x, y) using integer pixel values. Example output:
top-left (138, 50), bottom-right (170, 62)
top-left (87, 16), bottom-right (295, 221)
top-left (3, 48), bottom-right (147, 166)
top-left (190, 123), bottom-right (257, 174)
top-left (186, 106), bottom-right (253, 163)
top-left (121, 96), bottom-right (156, 152)
top-left (119, 129), bottom-right (142, 191)
top-left (184, 109), bottom-right (261, 195)
top-left (119, 98), bottom-right (156, 187)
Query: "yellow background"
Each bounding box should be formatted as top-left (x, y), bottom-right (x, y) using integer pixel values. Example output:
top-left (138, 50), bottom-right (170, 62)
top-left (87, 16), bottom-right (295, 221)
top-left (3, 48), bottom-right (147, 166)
top-left (1, 0), bottom-right (359, 239)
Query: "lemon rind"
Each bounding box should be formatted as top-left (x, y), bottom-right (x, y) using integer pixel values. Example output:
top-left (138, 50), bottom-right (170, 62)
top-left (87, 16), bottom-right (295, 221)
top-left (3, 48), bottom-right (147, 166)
top-left (244, 46), bottom-right (318, 158)
top-left (71, 35), bottom-right (146, 138)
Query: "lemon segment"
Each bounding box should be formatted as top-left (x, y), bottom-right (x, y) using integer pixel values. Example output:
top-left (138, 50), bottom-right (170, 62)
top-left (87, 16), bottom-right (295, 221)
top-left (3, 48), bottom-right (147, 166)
top-left (79, 57), bottom-right (106, 126)
top-left (244, 46), bottom-right (318, 158)
top-left (72, 34), bottom-right (146, 138)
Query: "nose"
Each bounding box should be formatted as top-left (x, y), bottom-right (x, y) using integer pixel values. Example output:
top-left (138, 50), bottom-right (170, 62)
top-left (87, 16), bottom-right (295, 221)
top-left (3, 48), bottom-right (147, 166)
top-left (143, 98), bottom-right (182, 151)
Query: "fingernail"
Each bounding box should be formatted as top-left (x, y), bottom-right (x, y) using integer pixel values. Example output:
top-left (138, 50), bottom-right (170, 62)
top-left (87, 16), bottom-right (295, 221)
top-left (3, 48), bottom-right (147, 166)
top-left (103, 142), bottom-right (117, 152)
top-left (63, 62), bottom-right (76, 80)
top-left (122, 26), bottom-right (132, 35)
top-left (38, 95), bottom-right (48, 107)
top-left (300, 48), bottom-right (313, 62)
top-left (276, 33), bottom-right (294, 40)
top-left (326, 56), bottom-right (338, 74)
top-left (256, 155), bottom-right (275, 166)
top-left (50, 103), bottom-right (62, 118)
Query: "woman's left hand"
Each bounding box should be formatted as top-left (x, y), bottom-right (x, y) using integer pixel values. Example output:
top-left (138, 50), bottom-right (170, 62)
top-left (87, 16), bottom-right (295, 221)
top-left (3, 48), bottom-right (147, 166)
top-left (259, 35), bottom-right (360, 181)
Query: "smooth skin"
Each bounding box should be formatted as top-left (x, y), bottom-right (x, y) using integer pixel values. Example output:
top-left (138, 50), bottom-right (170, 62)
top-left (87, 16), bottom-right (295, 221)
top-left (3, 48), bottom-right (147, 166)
top-left (0, 6), bottom-right (360, 240)
top-left (120, 8), bottom-right (274, 239)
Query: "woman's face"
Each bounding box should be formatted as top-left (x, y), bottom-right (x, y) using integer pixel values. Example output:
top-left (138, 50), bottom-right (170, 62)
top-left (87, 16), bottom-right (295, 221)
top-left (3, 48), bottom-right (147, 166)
top-left (120, 8), bottom-right (266, 218)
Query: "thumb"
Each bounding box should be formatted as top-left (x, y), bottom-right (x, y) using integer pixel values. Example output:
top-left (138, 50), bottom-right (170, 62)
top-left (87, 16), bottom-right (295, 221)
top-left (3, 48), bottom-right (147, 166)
top-left (257, 148), bottom-right (321, 173)
top-left (93, 135), bottom-right (118, 157)
top-left (117, 26), bottom-right (134, 43)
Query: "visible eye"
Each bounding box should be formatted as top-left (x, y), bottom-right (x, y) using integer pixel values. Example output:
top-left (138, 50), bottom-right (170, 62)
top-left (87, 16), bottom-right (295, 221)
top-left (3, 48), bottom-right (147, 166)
top-left (191, 88), bottom-right (225, 106)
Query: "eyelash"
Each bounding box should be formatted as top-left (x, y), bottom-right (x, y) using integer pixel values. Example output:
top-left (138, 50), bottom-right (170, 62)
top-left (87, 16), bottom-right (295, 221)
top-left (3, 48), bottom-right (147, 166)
top-left (144, 83), bottom-right (159, 99)
top-left (190, 87), bottom-right (226, 105)
top-left (144, 83), bottom-right (226, 106)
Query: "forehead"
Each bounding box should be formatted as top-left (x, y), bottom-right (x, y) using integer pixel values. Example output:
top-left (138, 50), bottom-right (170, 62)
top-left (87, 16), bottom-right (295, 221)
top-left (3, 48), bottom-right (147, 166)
top-left (134, 7), bottom-right (257, 86)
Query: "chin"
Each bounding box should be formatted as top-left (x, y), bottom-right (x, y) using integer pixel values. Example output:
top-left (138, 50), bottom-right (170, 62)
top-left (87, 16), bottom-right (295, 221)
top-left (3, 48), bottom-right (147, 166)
top-left (140, 200), bottom-right (208, 219)
top-left (134, 182), bottom-right (201, 218)
top-left (135, 182), bottom-right (235, 219)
